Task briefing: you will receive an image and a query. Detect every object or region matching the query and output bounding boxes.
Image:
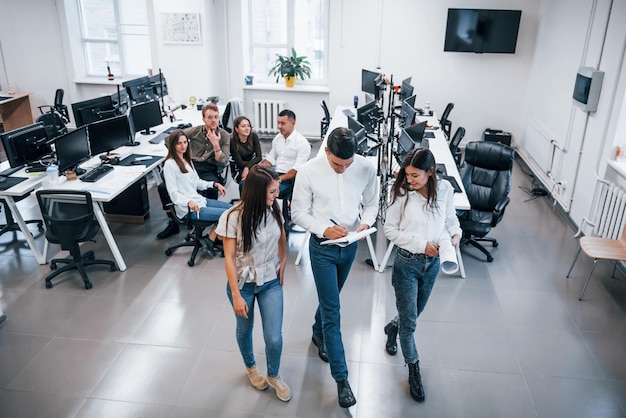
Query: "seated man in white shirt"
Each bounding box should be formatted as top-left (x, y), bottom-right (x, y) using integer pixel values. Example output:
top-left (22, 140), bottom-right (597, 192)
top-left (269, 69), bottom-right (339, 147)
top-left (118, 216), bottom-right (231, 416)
top-left (260, 109), bottom-right (311, 224)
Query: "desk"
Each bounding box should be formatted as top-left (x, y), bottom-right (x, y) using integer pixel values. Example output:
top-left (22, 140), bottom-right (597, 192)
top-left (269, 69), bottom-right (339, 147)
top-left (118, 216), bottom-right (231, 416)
top-left (0, 92), bottom-right (34, 131)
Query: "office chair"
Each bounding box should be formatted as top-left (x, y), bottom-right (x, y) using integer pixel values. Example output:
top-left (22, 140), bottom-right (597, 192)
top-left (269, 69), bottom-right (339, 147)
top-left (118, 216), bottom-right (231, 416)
top-left (456, 141), bottom-right (515, 262)
top-left (320, 100), bottom-right (331, 139)
top-left (38, 89), bottom-right (70, 124)
top-left (220, 98), bottom-right (243, 133)
top-left (439, 102), bottom-right (454, 139)
top-left (36, 190), bottom-right (116, 289)
top-left (36, 111), bottom-right (67, 140)
top-left (164, 203), bottom-right (217, 267)
top-left (448, 127), bottom-right (465, 166)
top-left (0, 198), bottom-right (43, 240)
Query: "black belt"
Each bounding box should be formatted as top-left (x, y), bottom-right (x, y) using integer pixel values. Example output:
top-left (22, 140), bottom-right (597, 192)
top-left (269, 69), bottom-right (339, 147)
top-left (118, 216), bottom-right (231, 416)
top-left (397, 248), bottom-right (434, 260)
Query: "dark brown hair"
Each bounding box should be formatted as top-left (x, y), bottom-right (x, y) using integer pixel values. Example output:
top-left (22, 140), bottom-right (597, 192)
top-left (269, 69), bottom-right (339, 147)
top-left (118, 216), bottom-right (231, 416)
top-left (165, 129), bottom-right (191, 173)
top-left (391, 148), bottom-right (438, 210)
top-left (232, 116), bottom-right (253, 151)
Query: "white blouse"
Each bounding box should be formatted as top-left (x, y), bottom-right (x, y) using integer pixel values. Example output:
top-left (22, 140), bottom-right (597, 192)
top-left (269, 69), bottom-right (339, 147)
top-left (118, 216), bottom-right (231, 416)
top-left (163, 158), bottom-right (214, 219)
top-left (383, 181), bottom-right (462, 255)
top-left (216, 204), bottom-right (283, 289)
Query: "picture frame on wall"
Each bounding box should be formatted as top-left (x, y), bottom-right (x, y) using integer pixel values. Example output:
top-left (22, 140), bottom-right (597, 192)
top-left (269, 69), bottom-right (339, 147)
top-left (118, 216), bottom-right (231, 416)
top-left (162, 13), bottom-right (202, 45)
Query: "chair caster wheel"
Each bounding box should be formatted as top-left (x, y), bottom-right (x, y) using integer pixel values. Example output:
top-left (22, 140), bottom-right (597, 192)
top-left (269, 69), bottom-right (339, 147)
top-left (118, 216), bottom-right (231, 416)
top-left (188, 259), bottom-right (195, 267)
top-left (165, 249), bottom-right (173, 256)
top-left (85, 282), bottom-right (93, 290)
top-left (50, 262), bottom-right (57, 270)
top-left (486, 255), bottom-right (494, 262)
top-left (45, 282), bottom-right (53, 289)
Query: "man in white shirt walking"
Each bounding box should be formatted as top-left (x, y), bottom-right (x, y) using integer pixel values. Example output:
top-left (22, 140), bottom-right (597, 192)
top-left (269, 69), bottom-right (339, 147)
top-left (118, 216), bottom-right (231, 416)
top-left (291, 127), bottom-right (379, 408)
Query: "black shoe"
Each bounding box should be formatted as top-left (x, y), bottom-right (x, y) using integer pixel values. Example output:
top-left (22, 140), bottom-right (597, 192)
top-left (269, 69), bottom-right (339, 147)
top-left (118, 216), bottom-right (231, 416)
top-left (408, 361), bottom-right (425, 402)
top-left (337, 380), bottom-right (356, 408)
top-left (311, 334), bottom-right (329, 363)
top-left (157, 221), bottom-right (179, 239)
top-left (200, 237), bottom-right (215, 257)
top-left (384, 321), bottom-right (398, 355)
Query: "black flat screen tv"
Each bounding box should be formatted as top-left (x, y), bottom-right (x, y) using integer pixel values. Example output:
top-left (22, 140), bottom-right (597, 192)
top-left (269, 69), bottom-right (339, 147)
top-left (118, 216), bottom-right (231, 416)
top-left (444, 9), bottom-right (522, 54)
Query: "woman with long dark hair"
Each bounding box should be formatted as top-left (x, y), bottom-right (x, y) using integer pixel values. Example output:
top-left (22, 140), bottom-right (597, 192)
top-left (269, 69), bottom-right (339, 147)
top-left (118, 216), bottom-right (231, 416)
top-left (163, 129), bottom-right (231, 254)
top-left (230, 116), bottom-right (262, 182)
top-left (216, 165), bottom-right (290, 402)
top-left (383, 148), bottom-right (461, 402)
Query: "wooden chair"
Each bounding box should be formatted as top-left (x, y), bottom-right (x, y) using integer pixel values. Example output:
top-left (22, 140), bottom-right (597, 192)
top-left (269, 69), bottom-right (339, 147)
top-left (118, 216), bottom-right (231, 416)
top-left (566, 180), bottom-right (626, 300)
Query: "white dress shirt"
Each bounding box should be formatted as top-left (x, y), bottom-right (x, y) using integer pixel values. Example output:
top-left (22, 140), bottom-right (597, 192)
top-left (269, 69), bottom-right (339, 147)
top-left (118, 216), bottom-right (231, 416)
top-left (291, 154), bottom-right (379, 238)
top-left (216, 205), bottom-right (282, 289)
top-left (264, 129), bottom-right (311, 174)
top-left (163, 158), bottom-right (214, 219)
top-left (383, 181), bottom-right (462, 255)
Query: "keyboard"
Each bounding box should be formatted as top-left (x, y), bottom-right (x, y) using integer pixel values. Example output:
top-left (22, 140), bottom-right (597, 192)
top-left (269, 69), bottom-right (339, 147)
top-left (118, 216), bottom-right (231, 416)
top-left (0, 165), bottom-right (24, 176)
top-left (80, 164), bottom-right (114, 183)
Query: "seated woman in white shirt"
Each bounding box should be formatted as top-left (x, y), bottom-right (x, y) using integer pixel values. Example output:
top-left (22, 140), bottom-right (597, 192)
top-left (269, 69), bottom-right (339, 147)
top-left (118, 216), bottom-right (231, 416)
top-left (163, 129), bottom-right (231, 255)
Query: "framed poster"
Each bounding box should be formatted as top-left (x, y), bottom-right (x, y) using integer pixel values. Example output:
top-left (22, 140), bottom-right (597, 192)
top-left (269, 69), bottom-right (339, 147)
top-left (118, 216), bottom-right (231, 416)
top-left (162, 13), bottom-right (201, 44)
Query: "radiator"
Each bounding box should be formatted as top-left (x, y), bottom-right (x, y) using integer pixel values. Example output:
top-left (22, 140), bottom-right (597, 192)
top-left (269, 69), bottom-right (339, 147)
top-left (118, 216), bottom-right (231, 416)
top-left (581, 180), bottom-right (626, 239)
top-left (253, 100), bottom-right (285, 134)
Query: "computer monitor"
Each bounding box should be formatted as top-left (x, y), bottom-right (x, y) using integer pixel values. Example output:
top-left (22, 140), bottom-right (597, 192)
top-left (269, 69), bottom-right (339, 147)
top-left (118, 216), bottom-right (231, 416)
top-left (405, 121), bottom-right (428, 144)
top-left (0, 123), bottom-right (53, 168)
top-left (347, 116), bottom-right (368, 155)
top-left (123, 76), bottom-right (153, 104)
top-left (71, 96), bottom-right (116, 127)
top-left (399, 77), bottom-right (414, 101)
top-left (361, 69), bottom-right (382, 101)
top-left (357, 101), bottom-right (381, 135)
top-left (129, 100), bottom-right (163, 137)
top-left (87, 115), bottom-right (132, 156)
top-left (404, 94), bottom-right (417, 109)
top-left (400, 100), bottom-right (417, 128)
top-left (149, 73), bottom-right (168, 98)
top-left (54, 126), bottom-right (91, 175)
top-left (111, 89), bottom-right (129, 116)
top-left (397, 129), bottom-right (416, 158)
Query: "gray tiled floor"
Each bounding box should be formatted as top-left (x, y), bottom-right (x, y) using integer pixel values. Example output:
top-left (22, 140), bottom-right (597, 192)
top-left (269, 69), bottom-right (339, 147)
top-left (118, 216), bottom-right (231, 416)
top-left (1, 156), bottom-right (626, 417)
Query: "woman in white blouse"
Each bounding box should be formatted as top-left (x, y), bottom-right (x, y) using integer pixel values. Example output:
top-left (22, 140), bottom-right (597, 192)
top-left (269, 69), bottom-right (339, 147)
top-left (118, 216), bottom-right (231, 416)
top-left (163, 130), bottom-right (231, 254)
top-left (383, 148), bottom-right (461, 403)
top-left (216, 165), bottom-right (290, 402)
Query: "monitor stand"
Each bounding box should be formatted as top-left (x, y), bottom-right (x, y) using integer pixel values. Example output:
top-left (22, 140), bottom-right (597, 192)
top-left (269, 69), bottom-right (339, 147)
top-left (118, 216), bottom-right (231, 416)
top-left (73, 167), bottom-right (87, 175)
top-left (140, 128), bottom-right (156, 135)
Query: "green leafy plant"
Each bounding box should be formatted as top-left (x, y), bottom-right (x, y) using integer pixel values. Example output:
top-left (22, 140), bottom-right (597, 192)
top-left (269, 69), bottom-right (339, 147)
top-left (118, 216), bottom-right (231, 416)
top-left (268, 48), bottom-right (312, 83)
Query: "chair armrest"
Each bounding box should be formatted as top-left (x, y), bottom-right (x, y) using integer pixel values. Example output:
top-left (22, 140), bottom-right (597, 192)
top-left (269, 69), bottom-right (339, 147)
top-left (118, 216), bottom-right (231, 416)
top-left (491, 196), bottom-right (510, 227)
top-left (37, 105), bottom-right (53, 114)
top-left (165, 203), bottom-right (189, 225)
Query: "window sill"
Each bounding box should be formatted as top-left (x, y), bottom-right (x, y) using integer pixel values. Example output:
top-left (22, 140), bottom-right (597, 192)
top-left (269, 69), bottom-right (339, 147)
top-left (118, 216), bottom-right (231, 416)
top-left (74, 77), bottom-right (133, 86)
top-left (243, 83), bottom-right (329, 93)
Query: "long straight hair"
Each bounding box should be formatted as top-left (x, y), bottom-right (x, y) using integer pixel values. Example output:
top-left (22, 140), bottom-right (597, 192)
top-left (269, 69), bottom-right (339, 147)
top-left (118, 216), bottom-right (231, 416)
top-left (391, 148), bottom-right (438, 210)
top-left (232, 116), bottom-right (254, 151)
top-left (165, 129), bottom-right (192, 173)
top-left (229, 165), bottom-right (283, 253)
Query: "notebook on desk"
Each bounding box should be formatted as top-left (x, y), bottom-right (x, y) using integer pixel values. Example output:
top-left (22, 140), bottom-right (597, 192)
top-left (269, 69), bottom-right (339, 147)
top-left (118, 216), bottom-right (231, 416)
top-left (119, 154), bottom-right (162, 167)
top-left (0, 176), bottom-right (27, 191)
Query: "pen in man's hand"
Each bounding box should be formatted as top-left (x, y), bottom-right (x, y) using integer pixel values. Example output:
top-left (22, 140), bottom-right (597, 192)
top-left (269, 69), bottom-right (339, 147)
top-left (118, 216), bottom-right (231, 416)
top-left (330, 219), bottom-right (339, 226)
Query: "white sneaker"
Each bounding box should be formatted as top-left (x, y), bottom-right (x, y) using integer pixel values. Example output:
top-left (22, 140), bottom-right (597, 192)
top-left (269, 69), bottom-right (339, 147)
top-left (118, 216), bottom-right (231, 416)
top-left (246, 365), bottom-right (268, 390)
top-left (267, 375), bottom-right (292, 402)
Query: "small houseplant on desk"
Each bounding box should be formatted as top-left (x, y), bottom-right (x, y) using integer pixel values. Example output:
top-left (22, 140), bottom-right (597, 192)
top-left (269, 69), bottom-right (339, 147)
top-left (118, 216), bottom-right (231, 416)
top-left (268, 48), bottom-right (312, 87)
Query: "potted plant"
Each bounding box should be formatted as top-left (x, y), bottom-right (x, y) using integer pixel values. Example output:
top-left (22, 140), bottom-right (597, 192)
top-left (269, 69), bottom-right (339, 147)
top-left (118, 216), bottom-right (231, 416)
top-left (268, 48), bottom-right (312, 87)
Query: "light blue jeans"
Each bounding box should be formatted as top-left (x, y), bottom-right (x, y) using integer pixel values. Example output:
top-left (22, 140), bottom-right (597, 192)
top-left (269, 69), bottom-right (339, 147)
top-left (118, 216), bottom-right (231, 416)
top-left (190, 199), bottom-right (231, 221)
top-left (226, 278), bottom-right (284, 377)
top-left (392, 248), bottom-right (440, 364)
top-left (309, 236), bottom-right (357, 382)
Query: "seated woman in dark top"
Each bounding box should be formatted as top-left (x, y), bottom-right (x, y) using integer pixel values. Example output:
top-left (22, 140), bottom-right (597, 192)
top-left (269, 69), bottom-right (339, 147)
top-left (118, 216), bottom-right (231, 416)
top-left (230, 116), bottom-right (262, 183)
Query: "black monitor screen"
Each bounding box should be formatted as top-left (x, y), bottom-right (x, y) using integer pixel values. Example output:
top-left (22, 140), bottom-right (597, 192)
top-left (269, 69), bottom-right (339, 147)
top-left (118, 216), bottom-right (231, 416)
top-left (404, 94), bottom-right (417, 109)
top-left (397, 129), bottom-right (416, 155)
top-left (400, 78), bottom-right (414, 101)
top-left (129, 100), bottom-right (163, 135)
top-left (88, 115), bottom-right (132, 155)
top-left (362, 69), bottom-right (381, 100)
top-left (149, 74), bottom-right (168, 98)
top-left (123, 76), bottom-right (153, 103)
top-left (347, 116), bottom-right (367, 153)
top-left (357, 101), bottom-right (380, 135)
top-left (72, 96), bottom-right (115, 127)
top-left (1, 123), bottom-right (52, 168)
top-left (405, 121), bottom-right (427, 143)
top-left (401, 101), bottom-right (417, 128)
top-left (55, 127), bottom-right (91, 174)
top-left (444, 9), bottom-right (522, 54)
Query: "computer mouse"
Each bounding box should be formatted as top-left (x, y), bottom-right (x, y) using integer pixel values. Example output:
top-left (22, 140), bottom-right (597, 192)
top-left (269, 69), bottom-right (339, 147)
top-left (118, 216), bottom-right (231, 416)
top-left (108, 156), bottom-right (120, 165)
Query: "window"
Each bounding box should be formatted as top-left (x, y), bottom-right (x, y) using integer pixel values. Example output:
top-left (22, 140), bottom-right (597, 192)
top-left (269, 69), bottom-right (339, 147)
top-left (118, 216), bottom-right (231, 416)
top-left (77, 0), bottom-right (151, 77)
top-left (247, 0), bottom-right (329, 84)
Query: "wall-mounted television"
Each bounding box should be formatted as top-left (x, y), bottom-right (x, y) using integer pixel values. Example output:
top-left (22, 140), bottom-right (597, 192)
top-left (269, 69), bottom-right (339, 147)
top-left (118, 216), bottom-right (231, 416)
top-left (444, 9), bottom-right (522, 54)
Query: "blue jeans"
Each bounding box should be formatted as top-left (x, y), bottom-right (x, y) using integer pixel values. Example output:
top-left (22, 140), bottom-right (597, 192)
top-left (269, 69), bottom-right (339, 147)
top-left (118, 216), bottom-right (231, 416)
top-left (226, 278), bottom-right (284, 377)
top-left (309, 236), bottom-right (357, 382)
top-left (392, 249), bottom-right (440, 364)
top-left (191, 199), bottom-right (231, 222)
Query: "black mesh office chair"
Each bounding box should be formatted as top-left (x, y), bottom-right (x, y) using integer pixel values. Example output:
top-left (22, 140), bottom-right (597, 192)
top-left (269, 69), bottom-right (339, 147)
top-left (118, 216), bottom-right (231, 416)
top-left (38, 89), bottom-right (70, 124)
top-left (457, 141), bottom-right (515, 262)
top-left (320, 100), bottom-right (331, 139)
top-left (448, 127), bottom-right (465, 166)
top-left (36, 111), bottom-right (67, 140)
top-left (164, 204), bottom-right (217, 267)
top-left (440, 102), bottom-right (454, 139)
top-left (36, 190), bottom-right (116, 289)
